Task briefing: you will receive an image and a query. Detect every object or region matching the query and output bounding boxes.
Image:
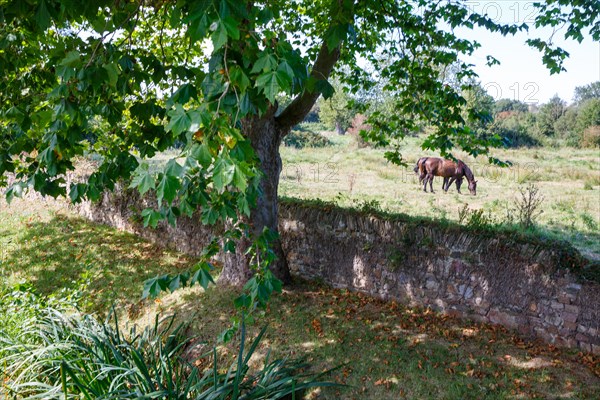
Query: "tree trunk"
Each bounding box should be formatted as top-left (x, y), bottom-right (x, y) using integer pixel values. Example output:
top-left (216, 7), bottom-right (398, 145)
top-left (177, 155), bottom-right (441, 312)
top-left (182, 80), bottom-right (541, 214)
top-left (218, 40), bottom-right (342, 287)
top-left (218, 113), bottom-right (291, 286)
top-left (335, 121), bottom-right (345, 135)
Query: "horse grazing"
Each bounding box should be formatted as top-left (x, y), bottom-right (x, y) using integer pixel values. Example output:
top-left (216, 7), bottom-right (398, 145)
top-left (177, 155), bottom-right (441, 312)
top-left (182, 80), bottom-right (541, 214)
top-left (414, 157), bottom-right (461, 191)
top-left (416, 157), bottom-right (477, 195)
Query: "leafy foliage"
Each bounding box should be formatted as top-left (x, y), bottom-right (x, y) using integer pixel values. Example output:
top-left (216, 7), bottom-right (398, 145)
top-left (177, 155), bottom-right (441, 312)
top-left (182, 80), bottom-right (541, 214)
top-left (0, 0), bottom-right (598, 288)
top-left (574, 81), bottom-right (600, 104)
top-left (282, 129), bottom-right (332, 149)
top-left (317, 79), bottom-right (357, 134)
top-left (536, 95), bottom-right (567, 136)
top-left (487, 111), bottom-right (541, 148)
top-left (0, 307), bottom-right (340, 399)
top-left (1, 0), bottom-right (597, 201)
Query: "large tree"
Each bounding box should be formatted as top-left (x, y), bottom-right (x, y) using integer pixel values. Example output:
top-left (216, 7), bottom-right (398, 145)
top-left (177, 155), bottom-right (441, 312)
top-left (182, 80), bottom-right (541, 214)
top-left (574, 81), bottom-right (600, 104)
top-left (1, 0), bottom-right (599, 290)
top-left (537, 94), bottom-right (567, 136)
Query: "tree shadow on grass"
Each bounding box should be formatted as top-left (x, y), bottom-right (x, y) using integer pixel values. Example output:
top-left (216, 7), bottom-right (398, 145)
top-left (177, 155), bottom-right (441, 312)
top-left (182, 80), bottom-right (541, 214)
top-left (163, 280), bottom-right (600, 400)
top-left (1, 213), bottom-right (198, 315)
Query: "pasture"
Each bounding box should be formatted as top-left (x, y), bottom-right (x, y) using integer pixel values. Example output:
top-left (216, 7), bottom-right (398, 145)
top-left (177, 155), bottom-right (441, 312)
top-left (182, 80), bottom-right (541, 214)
top-left (279, 131), bottom-right (600, 260)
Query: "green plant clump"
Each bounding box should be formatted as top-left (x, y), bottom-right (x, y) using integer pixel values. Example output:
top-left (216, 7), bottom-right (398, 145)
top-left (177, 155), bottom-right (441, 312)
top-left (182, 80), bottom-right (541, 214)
top-left (0, 305), bottom-right (339, 399)
top-left (283, 130), bottom-right (332, 149)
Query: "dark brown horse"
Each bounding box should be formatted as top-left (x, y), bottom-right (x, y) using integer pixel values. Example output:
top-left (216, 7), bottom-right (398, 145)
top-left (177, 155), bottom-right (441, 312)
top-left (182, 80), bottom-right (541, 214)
top-left (415, 157), bottom-right (477, 195)
top-left (414, 157), bottom-right (462, 191)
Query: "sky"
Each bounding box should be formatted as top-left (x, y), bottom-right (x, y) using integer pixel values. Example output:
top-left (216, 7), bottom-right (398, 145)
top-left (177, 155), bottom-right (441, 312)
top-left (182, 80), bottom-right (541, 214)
top-left (453, 1), bottom-right (600, 105)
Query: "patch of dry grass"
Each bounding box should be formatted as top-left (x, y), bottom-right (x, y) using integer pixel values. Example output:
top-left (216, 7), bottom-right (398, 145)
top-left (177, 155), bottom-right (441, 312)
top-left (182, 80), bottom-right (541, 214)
top-left (280, 133), bottom-right (600, 259)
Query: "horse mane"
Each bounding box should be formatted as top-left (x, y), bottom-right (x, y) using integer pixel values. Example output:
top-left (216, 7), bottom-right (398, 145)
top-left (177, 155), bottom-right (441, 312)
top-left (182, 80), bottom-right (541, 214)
top-left (461, 161), bottom-right (474, 182)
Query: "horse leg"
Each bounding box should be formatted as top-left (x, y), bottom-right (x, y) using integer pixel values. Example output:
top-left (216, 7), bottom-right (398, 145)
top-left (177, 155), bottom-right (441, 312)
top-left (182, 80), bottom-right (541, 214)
top-left (429, 176), bottom-right (434, 193)
top-left (446, 177), bottom-right (456, 192)
top-left (423, 175), bottom-right (429, 192)
top-left (443, 177), bottom-right (448, 192)
top-left (456, 177), bottom-right (463, 194)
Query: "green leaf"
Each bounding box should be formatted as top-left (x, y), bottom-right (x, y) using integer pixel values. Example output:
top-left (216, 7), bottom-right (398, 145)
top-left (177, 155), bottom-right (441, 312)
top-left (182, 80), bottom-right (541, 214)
top-left (5, 184), bottom-right (24, 204)
top-left (167, 84), bottom-right (197, 107)
top-left (164, 159), bottom-right (184, 178)
top-left (212, 157), bottom-right (235, 190)
top-left (69, 183), bottom-right (87, 203)
top-left (190, 143), bottom-right (212, 168)
top-left (201, 207), bottom-right (220, 225)
top-left (316, 79), bottom-right (335, 99)
top-left (166, 105), bottom-right (192, 135)
top-left (277, 61), bottom-right (294, 80)
top-left (222, 16), bottom-right (240, 40)
top-left (224, 239), bottom-right (236, 252)
top-left (237, 195), bottom-right (251, 216)
top-left (141, 208), bottom-right (162, 228)
top-left (156, 174), bottom-right (180, 206)
top-left (219, 326), bottom-right (237, 343)
top-left (35, 0), bottom-right (52, 30)
top-left (230, 66), bottom-right (251, 91)
top-left (130, 164), bottom-right (155, 195)
top-left (211, 21), bottom-right (228, 50)
top-left (87, 184), bottom-right (101, 202)
top-left (251, 53), bottom-right (278, 74)
top-left (239, 92), bottom-right (254, 115)
top-left (168, 272), bottom-right (189, 292)
top-left (232, 163), bottom-right (248, 191)
top-left (102, 63), bottom-right (119, 87)
top-left (275, 70), bottom-right (292, 92)
top-left (142, 274), bottom-right (170, 299)
top-left (256, 71), bottom-right (280, 103)
top-left (257, 8), bottom-right (273, 25)
top-left (6, 106), bottom-right (25, 124)
top-left (234, 293), bottom-right (252, 309)
top-left (60, 51), bottom-right (81, 68)
top-left (191, 262), bottom-right (215, 290)
top-left (325, 23), bottom-right (349, 50)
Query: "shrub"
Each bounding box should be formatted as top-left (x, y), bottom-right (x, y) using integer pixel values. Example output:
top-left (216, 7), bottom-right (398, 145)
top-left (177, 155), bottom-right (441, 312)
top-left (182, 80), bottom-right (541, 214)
top-left (0, 307), bottom-right (340, 399)
top-left (581, 125), bottom-right (600, 148)
top-left (487, 112), bottom-right (541, 148)
top-left (457, 204), bottom-right (497, 230)
top-left (515, 183), bottom-right (544, 229)
top-left (283, 129), bottom-right (331, 149)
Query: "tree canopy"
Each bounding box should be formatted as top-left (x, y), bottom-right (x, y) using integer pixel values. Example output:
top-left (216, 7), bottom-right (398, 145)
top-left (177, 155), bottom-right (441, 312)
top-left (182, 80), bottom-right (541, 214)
top-left (1, 1), bottom-right (599, 298)
top-left (574, 81), bottom-right (600, 104)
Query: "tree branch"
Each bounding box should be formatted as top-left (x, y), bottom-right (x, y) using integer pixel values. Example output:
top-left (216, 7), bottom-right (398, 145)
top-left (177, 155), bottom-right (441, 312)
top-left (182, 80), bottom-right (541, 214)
top-left (275, 41), bottom-right (341, 132)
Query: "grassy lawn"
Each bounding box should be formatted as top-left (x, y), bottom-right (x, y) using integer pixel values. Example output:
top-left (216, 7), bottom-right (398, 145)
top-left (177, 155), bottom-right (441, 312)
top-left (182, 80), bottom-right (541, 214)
top-left (1, 199), bottom-right (599, 399)
top-left (279, 133), bottom-right (600, 260)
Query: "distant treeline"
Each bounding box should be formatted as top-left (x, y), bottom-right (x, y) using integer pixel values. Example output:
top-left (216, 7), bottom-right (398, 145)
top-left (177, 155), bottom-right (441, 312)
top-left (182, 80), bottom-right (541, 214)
top-left (310, 80), bottom-right (600, 149)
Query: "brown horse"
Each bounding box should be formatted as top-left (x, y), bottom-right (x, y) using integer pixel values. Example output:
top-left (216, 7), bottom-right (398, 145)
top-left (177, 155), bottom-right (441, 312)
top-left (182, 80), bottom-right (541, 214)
top-left (415, 157), bottom-right (477, 195)
top-left (414, 157), bottom-right (462, 191)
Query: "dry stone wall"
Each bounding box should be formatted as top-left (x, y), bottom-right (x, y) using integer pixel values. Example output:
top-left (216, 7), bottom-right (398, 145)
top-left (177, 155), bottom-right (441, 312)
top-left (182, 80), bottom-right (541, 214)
top-left (76, 187), bottom-right (600, 354)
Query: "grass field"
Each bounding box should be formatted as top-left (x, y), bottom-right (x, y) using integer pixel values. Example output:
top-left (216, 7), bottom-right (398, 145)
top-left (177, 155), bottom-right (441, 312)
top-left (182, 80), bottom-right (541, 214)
top-left (1, 199), bottom-right (600, 399)
top-left (279, 132), bottom-right (600, 260)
